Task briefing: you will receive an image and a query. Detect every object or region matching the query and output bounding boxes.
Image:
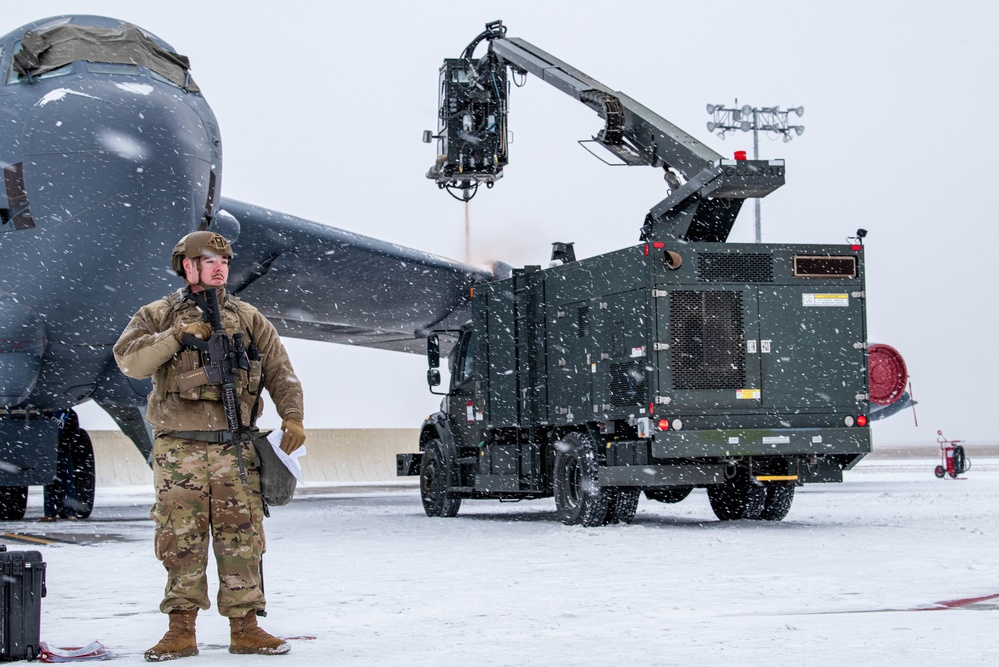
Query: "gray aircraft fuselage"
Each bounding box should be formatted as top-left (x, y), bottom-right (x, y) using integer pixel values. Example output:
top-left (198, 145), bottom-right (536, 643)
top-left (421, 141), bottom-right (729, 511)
top-left (0, 15), bottom-right (222, 484)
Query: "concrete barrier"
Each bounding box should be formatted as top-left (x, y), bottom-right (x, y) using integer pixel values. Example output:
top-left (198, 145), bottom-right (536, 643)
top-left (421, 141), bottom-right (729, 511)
top-left (295, 429), bottom-right (420, 483)
top-left (867, 444), bottom-right (999, 458)
top-left (90, 429), bottom-right (421, 487)
top-left (91, 431), bottom-right (153, 487)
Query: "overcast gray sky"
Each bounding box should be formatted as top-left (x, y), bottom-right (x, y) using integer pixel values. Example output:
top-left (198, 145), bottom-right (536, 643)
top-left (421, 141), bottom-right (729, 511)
top-left (9, 1), bottom-right (998, 445)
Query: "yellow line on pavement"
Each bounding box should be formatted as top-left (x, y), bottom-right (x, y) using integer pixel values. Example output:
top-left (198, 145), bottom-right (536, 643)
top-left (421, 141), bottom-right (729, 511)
top-left (1, 532), bottom-right (61, 545)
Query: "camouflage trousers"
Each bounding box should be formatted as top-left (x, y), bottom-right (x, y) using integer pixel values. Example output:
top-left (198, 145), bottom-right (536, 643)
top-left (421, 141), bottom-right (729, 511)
top-left (151, 435), bottom-right (266, 618)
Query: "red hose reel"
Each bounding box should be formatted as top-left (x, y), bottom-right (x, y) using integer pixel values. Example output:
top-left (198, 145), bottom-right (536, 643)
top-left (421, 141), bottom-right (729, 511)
top-left (868, 344), bottom-right (908, 406)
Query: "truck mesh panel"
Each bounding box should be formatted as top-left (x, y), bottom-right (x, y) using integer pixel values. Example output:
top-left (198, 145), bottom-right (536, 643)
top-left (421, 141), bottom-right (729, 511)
top-left (670, 291), bottom-right (746, 390)
top-left (610, 362), bottom-right (646, 408)
top-left (698, 253), bottom-right (773, 283)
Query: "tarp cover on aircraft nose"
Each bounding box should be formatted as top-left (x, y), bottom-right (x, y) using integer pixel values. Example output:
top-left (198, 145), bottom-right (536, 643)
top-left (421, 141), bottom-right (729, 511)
top-left (13, 22), bottom-right (199, 92)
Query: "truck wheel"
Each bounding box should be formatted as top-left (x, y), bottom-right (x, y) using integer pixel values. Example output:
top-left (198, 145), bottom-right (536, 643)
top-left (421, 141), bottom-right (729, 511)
top-left (553, 433), bottom-right (610, 526)
top-left (707, 474), bottom-right (766, 521)
top-left (606, 488), bottom-right (640, 524)
top-left (0, 486), bottom-right (28, 521)
top-left (644, 487), bottom-right (693, 504)
top-left (758, 483), bottom-right (795, 521)
top-left (420, 440), bottom-right (461, 518)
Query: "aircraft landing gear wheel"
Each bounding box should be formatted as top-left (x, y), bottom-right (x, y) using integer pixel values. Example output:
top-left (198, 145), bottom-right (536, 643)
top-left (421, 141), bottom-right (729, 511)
top-left (0, 486), bottom-right (28, 521)
top-left (65, 427), bottom-right (96, 519)
top-left (707, 472), bottom-right (766, 521)
top-left (420, 439), bottom-right (461, 518)
top-left (759, 482), bottom-right (795, 521)
top-left (44, 410), bottom-right (96, 520)
top-left (605, 488), bottom-right (640, 525)
top-left (553, 433), bottom-right (610, 526)
top-left (934, 465), bottom-right (945, 479)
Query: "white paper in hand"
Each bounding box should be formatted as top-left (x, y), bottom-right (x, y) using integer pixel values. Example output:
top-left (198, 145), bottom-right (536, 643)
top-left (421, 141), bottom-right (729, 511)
top-left (266, 429), bottom-right (306, 481)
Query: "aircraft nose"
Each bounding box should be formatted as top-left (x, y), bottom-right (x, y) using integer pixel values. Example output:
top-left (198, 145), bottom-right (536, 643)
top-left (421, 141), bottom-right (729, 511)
top-left (19, 77), bottom-right (222, 235)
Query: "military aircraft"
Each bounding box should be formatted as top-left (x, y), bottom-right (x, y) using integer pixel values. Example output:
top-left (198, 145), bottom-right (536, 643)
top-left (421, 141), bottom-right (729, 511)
top-left (0, 15), bottom-right (493, 520)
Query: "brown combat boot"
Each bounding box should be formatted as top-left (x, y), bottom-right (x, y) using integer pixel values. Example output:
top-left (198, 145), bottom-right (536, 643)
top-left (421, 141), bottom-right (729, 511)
top-left (145, 609), bottom-right (198, 661)
top-left (229, 611), bottom-right (290, 655)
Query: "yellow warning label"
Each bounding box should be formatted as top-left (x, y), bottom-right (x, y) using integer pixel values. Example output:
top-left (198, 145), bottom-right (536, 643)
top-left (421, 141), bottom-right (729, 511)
top-left (802, 293), bottom-right (849, 307)
top-left (737, 388), bottom-right (761, 400)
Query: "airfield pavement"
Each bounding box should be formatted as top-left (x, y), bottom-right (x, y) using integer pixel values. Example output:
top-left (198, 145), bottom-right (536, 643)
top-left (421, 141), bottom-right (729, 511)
top-left (1, 449), bottom-right (996, 666)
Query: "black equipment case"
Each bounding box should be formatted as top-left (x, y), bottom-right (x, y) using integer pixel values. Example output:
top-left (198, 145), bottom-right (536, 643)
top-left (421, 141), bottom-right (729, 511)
top-left (0, 545), bottom-right (46, 661)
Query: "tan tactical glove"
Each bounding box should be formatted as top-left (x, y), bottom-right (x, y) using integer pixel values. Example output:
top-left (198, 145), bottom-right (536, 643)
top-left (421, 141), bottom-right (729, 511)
top-left (175, 322), bottom-right (213, 344)
top-left (280, 419), bottom-right (306, 454)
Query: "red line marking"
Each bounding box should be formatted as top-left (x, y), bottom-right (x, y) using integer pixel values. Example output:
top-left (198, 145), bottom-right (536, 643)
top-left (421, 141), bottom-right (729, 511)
top-left (916, 593), bottom-right (999, 611)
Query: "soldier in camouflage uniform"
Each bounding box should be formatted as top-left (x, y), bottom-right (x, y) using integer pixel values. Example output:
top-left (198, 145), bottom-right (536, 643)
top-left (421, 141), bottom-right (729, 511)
top-left (114, 232), bottom-right (306, 661)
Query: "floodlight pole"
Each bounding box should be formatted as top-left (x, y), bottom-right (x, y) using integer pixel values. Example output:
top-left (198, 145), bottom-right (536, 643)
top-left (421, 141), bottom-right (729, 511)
top-left (752, 111), bottom-right (761, 243)
top-left (705, 104), bottom-right (804, 242)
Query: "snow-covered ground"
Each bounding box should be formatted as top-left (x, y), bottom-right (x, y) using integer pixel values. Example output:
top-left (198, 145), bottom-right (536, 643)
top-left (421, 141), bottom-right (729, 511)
top-left (7, 456), bottom-right (998, 665)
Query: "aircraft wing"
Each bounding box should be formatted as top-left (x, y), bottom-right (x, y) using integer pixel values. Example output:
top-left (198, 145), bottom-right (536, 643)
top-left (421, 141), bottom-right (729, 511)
top-left (221, 198), bottom-right (494, 354)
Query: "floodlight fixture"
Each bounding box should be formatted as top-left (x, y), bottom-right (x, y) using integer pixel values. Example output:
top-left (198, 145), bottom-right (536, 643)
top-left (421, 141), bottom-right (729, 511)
top-left (704, 102), bottom-right (806, 242)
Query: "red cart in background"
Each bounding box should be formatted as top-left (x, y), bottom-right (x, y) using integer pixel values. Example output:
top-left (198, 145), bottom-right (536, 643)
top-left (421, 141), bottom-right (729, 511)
top-left (935, 430), bottom-right (971, 479)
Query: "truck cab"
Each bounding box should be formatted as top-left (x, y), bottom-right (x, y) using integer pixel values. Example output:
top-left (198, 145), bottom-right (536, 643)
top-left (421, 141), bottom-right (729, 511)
top-left (398, 22), bottom-right (909, 526)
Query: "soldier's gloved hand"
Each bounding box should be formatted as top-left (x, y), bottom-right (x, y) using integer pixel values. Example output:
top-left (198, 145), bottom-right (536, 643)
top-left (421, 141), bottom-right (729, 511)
top-left (280, 419), bottom-right (306, 454)
top-left (175, 322), bottom-right (213, 344)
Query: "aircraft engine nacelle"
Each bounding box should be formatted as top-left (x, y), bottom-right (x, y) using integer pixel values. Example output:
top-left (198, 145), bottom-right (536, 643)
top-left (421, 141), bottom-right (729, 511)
top-left (208, 209), bottom-right (241, 244)
top-left (0, 301), bottom-right (46, 406)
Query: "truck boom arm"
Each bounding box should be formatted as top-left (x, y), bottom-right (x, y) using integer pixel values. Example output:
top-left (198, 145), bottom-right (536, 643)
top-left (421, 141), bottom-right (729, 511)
top-left (491, 37), bottom-right (720, 177)
top-left (428, 22), bottom-right (785, 243)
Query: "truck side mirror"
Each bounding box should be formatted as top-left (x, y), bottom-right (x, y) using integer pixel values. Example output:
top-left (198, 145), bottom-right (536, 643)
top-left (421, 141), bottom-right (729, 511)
top-left (426, 334), bottom-right (449, 395)
top-left (427, 334), bottom-right (440, 368)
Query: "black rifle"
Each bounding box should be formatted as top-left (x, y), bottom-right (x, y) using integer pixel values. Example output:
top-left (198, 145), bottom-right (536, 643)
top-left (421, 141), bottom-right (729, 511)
top-left (182, 288), bottom-right (251, 484)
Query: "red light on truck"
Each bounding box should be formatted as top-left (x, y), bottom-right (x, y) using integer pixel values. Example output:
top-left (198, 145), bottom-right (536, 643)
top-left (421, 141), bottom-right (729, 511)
top-left (657, 419), bottom-right (670, 431)
top-left (653, 242), bottom-right (665, 249)
top-left (857, 415), bottom-right (868, 427)
top-left (734, 150), bottom-right (747, 160)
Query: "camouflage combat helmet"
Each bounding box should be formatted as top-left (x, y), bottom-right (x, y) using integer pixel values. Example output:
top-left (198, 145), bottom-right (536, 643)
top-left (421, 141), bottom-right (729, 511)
top-left (171, 231), bottom-right (234, 277)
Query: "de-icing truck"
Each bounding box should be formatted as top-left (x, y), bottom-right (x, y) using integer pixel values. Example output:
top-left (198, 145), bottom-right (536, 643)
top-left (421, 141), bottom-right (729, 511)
top-left (398, 22), bottom-right (912, 526)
